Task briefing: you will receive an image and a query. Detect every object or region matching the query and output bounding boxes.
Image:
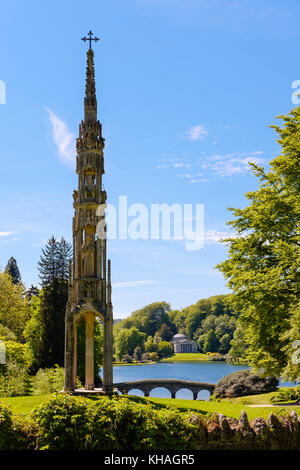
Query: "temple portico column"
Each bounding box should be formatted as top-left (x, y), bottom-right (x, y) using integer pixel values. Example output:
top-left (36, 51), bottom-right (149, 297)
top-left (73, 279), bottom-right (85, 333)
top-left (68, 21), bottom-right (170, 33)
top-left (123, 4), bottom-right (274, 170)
top-left (85, 312), bottom-right (95, 390)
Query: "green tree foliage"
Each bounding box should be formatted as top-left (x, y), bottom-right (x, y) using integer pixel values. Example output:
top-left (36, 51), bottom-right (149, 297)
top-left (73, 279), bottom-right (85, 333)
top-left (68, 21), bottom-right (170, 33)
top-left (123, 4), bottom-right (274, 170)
top-left (157, 341), bottom-right (173, 358)
top-left (203, 329), bottom-right (219, 353)
top-left (217, 108), bottom-right (300, 378)
top-left (23, 296), bottom-right (44, 373)
top-left (0, 271), bottom-right (29, 339)
top-left (281, 301), bottom-right (300, 381)
top-left (32, 365), bottom-right (65, 395)
top-left (24, 285), bottom-right (39, 301)
top-left (195, 314), bottom-right (236, 354)
top-left (115, 327), bottom-right (146, 361)
top-left (0, 325), bottom-right (16, 341)
top-left (120, 302), bottom-right (175, 338)
top-left (144, 336), bottom-right (157, 353)
top-left (228, 322), bottom-right (248, 363)
top-left (5, 257), bottom-right (21, 284)
top-left (170, 295), bottom-right (234, 340)
top-left (156, 323), bottom-right (174, 342)
top-left (0, 339), bottom-right (32, 396)
top-left (37, 237), bottom-right (72, 368)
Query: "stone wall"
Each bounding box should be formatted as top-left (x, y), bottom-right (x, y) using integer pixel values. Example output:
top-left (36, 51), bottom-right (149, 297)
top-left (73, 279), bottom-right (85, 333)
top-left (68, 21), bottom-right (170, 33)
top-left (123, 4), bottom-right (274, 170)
top-left (189, 409), bottom-right (300, 450)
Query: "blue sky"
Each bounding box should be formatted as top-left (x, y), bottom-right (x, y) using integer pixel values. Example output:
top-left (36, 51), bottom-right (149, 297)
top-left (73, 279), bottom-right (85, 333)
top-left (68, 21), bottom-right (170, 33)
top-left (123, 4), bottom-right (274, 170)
top-left (0, 0), bottom-right (299, 317)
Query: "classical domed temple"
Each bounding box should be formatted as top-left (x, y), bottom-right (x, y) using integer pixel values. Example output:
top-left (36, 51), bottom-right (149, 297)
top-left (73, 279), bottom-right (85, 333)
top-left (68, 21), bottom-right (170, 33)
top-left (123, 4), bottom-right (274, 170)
top-left (171, 333), bottom-right (198, 353)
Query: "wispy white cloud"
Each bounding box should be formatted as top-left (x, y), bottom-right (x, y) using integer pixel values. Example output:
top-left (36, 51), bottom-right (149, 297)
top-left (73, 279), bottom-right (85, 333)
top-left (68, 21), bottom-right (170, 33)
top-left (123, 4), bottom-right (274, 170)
top-left (0, 231), bottom-right (17, 237)
top-left (177, 151), bottom-right (265, 183)
top-left (46, 107), bottom-right (76, 167)
top-left (173, 162), bottom-right (191, 168)
top-left (185, 125), bottom-right (208, 141)
top-left (112, 280), bottom-right (155, 288)
top-left (157, 156), bottom-right (191, 170)
top-left (199, 151), bottom-right (264, 178)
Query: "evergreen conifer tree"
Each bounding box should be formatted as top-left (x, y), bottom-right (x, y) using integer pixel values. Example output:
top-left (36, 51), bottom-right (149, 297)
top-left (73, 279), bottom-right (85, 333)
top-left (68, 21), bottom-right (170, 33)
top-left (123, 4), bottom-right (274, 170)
top-left (5, 257), bottom-right (21, 284)
top-left (38, 236), bottom-right (72, 368)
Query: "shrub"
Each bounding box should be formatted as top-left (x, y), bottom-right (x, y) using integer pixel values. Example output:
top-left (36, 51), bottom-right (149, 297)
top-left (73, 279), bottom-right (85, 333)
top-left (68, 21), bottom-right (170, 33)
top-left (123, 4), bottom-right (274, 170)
top-left (270, 387), bottom-right (300, 403)
top-left (141, 352), bottom-right (150, 361)
top-left (157, 341), bottom-right (173, 359)
top-left (32, 394), bottom-right (90, 450)
top-left (121, 354), bottom-right (133, 364)
top-left (148, 352), bottom-right (159, 362)
top-left (214, 370), bottom-right (279, 398)
top-left (0, 360), bottom-right (31, 397)
top-left (0, 401), bottom-right (14, 449)
top-left (133, 346), bottom-right (142, 361)
top-left (32, 366), bottom-right (64, 395)
top-left (32, 394), bottom-right (198, 450)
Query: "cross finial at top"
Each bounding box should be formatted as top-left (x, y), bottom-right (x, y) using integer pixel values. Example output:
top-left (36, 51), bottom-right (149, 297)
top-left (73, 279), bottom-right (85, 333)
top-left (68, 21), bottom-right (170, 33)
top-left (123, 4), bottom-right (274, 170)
top-left (81, 30), bottom-right (100, 50)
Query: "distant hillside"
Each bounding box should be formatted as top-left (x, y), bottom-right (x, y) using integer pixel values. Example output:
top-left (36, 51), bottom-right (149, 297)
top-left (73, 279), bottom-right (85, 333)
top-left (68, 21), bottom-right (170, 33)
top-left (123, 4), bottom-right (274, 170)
top-left (113, 295), bottom-right (240, 357)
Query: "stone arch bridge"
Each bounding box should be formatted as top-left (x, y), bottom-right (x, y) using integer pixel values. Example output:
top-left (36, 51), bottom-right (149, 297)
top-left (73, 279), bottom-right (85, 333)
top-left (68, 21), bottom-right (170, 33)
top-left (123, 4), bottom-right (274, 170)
top-left (114, 379), bottom-right (215, 400)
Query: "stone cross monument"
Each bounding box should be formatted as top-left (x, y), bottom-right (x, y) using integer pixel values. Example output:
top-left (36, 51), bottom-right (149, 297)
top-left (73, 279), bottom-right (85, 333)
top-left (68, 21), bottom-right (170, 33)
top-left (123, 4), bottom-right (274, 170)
top-left (64, 32), bottom-right (113, 394)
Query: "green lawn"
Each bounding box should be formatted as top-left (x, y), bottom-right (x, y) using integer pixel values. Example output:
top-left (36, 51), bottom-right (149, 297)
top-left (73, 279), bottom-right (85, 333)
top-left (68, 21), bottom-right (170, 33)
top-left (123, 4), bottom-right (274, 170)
top-left (1, 394), bottom-right (52, 415)
top-left (160, 353), bottom-right (214, 363)
top-left (143, 396), bottom-right (298, 421)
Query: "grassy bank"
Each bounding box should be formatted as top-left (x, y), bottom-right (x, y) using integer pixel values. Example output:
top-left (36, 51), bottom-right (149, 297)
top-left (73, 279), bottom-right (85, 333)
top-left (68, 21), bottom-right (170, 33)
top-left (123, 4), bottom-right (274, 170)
top-left (144, 396), bottom-right (296, 421)
top-left (113, 361), bottom-right (155, 367)
top-left (113, 353), bottom-right (219, 365)
top-left (160, 353), bottom-right (215, 363)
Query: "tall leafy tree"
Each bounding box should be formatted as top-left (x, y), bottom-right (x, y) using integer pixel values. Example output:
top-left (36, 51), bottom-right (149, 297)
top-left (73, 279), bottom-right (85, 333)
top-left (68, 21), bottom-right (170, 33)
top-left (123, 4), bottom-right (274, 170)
top-left (203, 329), bottom-right (219, 353)
top-left (5, 257), bottom-right (21, 284)
top-left (217, 107), bottom-right (300, 378)
top-left (0, 271), bottom-right (29, 339)
top-left (120, 302), bottom-right (176, 338)
top-left (115, 327), bottom-right (146, 361)
top-left (23, 296), bottom-right (44, 373)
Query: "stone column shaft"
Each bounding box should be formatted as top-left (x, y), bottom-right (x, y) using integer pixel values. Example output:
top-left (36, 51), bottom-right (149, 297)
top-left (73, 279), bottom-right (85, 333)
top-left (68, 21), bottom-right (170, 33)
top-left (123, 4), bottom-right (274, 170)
top-left (85, 313), bottom-right (95, 390)
top-left (102, 310), bottom-right (113, 392)
top-left (73, 321), bottom-right (78, 389)
top-left (64, 307), bottom-right (74, 391)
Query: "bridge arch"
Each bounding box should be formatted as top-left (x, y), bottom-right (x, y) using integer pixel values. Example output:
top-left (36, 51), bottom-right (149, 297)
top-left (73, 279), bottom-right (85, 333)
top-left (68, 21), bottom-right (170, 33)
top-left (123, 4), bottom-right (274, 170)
top-left (127, 388), bottom-right (145, 397)
top-left (197, 389), bottom-right (211, 401)
top-left (149, 387), bottom-right (172, 399)
top-left (175, 388), bottom-right (194, 400)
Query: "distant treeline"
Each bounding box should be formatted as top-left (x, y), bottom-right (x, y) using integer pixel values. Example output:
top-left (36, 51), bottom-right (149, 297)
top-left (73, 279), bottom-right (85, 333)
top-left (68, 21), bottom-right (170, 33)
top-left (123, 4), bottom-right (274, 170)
top-left (113, 295), bottom-right (246, 362)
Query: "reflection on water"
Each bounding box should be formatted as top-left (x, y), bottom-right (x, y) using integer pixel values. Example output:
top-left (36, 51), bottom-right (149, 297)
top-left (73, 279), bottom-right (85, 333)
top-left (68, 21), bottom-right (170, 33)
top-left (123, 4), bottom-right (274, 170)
top-left (111, 362), bottom-right (296, 400)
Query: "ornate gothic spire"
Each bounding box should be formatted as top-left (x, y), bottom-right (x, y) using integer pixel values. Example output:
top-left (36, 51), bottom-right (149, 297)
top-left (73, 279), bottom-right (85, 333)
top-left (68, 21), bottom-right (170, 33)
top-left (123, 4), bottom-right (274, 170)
top-left (84, 49), bottom-right (97, 123)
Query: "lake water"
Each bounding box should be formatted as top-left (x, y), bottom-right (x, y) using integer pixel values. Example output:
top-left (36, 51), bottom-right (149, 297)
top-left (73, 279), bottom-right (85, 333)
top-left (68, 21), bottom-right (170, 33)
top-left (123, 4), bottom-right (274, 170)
top-left (112, 362), bottom-right (296, 400)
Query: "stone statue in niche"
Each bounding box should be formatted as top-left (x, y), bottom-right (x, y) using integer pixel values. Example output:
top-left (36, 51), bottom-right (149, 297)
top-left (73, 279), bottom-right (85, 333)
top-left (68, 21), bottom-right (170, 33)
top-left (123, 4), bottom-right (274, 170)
top-left (81, 231), bottom-right (95, 277)
top-left (84, 174), bottom-right (96, 200)
top-left (73, 190), bottom-right (78, 205)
